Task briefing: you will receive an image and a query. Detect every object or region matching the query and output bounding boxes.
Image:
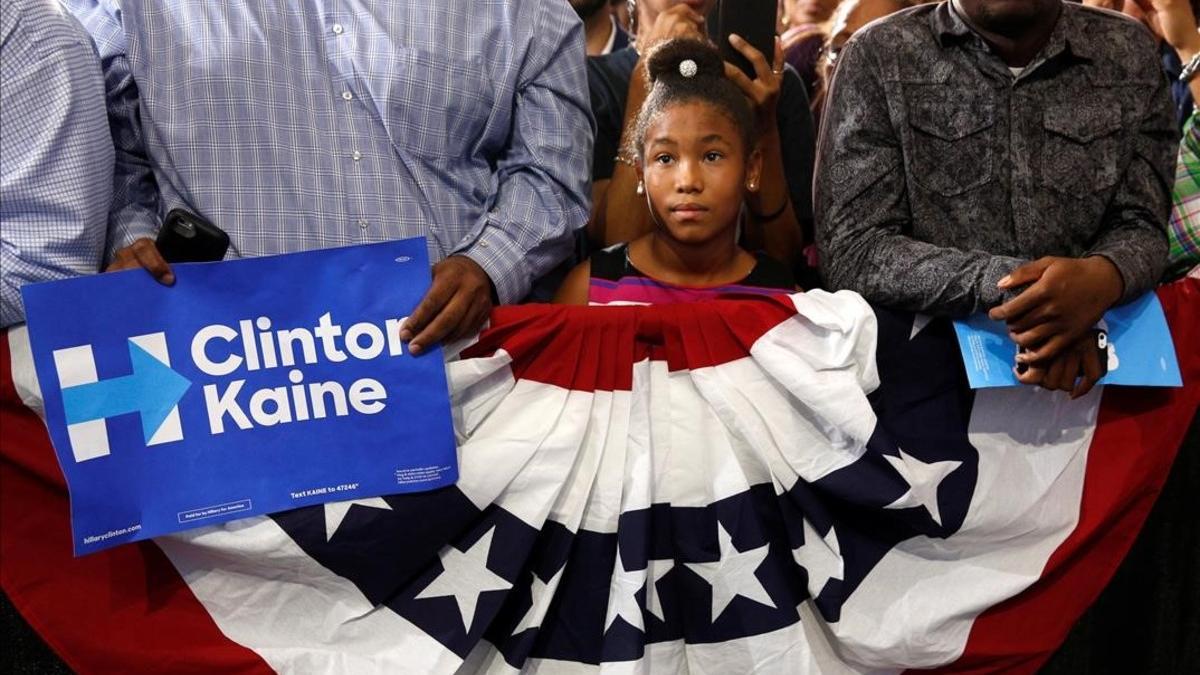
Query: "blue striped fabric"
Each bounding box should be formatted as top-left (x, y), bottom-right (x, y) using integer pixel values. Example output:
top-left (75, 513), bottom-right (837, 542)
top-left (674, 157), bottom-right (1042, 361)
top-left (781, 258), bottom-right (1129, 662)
top-left (1, 0), bottom-right (114, 327)
top-left (64, 0), bottom-right (594, 304)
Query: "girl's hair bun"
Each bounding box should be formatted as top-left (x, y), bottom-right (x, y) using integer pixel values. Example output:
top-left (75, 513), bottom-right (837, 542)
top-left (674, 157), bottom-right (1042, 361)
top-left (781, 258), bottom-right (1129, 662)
top-left (645, 38), bottom-right (725, 85)
top-left (627, 37), bottom-right (757, 163)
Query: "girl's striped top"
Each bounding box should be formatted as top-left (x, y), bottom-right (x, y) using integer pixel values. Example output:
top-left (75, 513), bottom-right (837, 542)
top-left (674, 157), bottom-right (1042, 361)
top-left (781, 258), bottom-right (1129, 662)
top-left (587, 243), bottom-right (796, 306)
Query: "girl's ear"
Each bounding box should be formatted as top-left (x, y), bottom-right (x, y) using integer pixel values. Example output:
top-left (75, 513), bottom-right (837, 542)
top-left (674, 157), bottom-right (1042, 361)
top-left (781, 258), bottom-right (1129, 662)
top-left (745, 145), bottom-right (764, 193)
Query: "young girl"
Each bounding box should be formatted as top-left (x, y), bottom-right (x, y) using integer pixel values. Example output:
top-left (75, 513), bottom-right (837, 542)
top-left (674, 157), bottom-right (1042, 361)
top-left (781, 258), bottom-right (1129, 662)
top-left (555, 38), bottom-right (795, 306)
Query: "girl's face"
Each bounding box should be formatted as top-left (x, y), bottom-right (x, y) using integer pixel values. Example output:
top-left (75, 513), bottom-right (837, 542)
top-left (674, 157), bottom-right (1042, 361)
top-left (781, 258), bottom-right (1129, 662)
top-left (638, 101), bottom-right (761, 247)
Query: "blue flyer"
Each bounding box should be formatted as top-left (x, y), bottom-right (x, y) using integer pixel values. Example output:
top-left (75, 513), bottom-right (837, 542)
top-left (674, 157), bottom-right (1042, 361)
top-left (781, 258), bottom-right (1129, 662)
top-left (952, 292), bottom-right (1182, 389)
top-left (21, 239), bottom-right (457, 555)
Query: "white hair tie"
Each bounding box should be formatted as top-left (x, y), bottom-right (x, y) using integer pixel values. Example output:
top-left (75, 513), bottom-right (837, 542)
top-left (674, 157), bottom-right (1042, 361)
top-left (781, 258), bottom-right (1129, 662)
top-left (679, 59), bottom-right (698, 78)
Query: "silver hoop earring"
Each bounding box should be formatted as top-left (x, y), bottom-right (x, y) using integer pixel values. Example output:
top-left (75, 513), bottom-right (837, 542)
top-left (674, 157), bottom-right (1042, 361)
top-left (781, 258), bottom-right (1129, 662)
top-left (636, 181), bottom-right (644, 195)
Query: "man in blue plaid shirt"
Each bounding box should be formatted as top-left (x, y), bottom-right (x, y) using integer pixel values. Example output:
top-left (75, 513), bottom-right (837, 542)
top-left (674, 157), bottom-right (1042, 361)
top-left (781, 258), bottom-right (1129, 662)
top-left (1, 0), bottom-right (114, 328)
top-left (63, 0), bottom-right (594, 353)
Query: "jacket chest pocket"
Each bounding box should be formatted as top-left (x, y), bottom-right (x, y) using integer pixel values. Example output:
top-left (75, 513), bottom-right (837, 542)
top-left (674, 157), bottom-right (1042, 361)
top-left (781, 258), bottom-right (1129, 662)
top-left (906, 99), bottom-right (997, 197)
top-left (1040, 105), bottom-right (1123, 196)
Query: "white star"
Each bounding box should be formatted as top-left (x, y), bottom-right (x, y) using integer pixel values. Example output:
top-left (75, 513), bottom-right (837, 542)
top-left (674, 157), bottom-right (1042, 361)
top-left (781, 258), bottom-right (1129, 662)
top-left (910, 314), bottom-right (933, 340)
top-left (685, 522), bottom-right (776, 621)
top-left (792, 519), bottom-right (843, 598)
top-left (605, 548), bottom-right (647, 632)
top-left (645, 558), bottom-right (675, 623)
top-left (883, 448), bottom-right (962, 526)
top-left (322, 497), bottom-right (392, 541)
top-left (512, 565), bottom-right (564, 635)
top-left (414, 526), bottom-right (512, 633)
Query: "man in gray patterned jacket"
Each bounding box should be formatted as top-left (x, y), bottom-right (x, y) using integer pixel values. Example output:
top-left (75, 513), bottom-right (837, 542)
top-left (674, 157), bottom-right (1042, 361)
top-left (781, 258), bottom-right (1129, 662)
top-left (815, 0), bottom-right (1177, 396)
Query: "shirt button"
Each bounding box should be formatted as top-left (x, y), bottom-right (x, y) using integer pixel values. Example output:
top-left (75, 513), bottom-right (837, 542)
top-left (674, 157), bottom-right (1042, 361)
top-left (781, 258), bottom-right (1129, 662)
top-left (479, 240), bottom-right (489, 249)
top-left (357, 218), bottom-right (368, 229)
top-left (332, 23), bottom-right (344, 35)
top-left (341, 91), bottom-right (353, 101)
top-left (351, 150), bottom-right (362, 161)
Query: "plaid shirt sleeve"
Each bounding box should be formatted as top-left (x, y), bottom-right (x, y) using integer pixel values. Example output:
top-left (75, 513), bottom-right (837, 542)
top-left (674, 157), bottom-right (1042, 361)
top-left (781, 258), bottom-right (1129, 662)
top-left (455, 1), bottom-right (593, 304)
top-left (0, 0), bottom-right (113, 327)
top-left (64, 0), bottom-right (160, 261)
top-left (1169, 112), bottom-right (1200, 276)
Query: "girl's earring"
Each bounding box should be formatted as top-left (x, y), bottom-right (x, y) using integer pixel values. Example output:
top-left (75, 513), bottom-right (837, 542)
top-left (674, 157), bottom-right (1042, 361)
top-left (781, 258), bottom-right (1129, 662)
top-left (636, 181), bottom-right (645, 195)
top-left (747, 181), bottom-right (758, 192)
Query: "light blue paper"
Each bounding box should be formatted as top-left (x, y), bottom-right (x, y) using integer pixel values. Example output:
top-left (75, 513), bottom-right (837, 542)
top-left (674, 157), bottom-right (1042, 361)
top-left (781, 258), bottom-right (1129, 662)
top-left (952, 292), bottom-right (1182, 389)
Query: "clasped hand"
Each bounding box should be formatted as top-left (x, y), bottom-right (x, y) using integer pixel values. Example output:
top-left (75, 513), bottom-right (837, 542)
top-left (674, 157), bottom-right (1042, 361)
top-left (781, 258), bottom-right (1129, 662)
top-left (988, 256), bottom-right (1125, 398)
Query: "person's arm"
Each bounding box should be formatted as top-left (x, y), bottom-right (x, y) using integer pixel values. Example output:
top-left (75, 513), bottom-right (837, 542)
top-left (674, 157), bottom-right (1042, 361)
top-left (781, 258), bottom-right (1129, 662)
top-left (814, 36), bottom-right (1024, 316)
top-left (61, 0), bottom-right (161, 262)
top-left (456, 1), bottom-right (592, 305)
top-left (584, 53), bottom-right (623, 247)
top-left (1083, 35), bottom-right (1175, 302)
top-left (990, 38), bottom-right (1175, 363)
top-left (724, 36), bottom-right (807, 265)
top-left (595, 5), bottom-right (706, 247)
top-left (0, 2), bottom-right (112, 327)
top-left (552, 260), bottom-right (592, 305)
top-left (597, 57), bottom-right (653, 246)
top-left (1167, 112), bottom-right (1200, 272)
top-left (403, 0), bottom-right (593, 352)
top-left (1141, 0), bottom-right (1200, 102)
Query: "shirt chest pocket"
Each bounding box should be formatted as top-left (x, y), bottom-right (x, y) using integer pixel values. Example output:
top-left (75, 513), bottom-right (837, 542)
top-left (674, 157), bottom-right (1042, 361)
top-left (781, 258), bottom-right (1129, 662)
top-left (1040, 105), bottom-right (1123, 196)
top-left (376, 49), bottom-right (496, 160)
top-left (906, 100), bottom-right (997, 197)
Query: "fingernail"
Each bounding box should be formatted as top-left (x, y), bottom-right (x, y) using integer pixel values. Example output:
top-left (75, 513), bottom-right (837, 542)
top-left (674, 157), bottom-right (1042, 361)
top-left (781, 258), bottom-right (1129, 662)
top-left (729, 33), bottom-right (742, 44)
top-left (163, 273), bottom-right (175, 286)
top-left (409, 343), bottom-right (423, 355)
top-left (998, 275), bottom-right (1011, 287)
top-left (399, 330), bottom-right (412, 341)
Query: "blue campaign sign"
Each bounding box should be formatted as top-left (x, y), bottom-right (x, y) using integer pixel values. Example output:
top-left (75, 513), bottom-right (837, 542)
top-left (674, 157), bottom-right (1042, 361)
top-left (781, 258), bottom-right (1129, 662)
top-left (953, 292), bottom-right (1183, 389)
top-left (21, 239), bottom-right (457, 555)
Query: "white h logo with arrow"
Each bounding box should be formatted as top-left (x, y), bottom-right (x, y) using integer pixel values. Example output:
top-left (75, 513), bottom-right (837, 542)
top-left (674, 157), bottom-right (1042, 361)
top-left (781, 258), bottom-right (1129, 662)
top-left (53, 333), bottom-right (192, 462)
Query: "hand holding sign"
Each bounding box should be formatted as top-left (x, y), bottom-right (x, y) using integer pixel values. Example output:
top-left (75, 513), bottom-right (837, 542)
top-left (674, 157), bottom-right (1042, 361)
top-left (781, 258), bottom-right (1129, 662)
top-left (401, 255), bottom-right (494, 355)
top-left (107, 238), bottom-right (174, 285)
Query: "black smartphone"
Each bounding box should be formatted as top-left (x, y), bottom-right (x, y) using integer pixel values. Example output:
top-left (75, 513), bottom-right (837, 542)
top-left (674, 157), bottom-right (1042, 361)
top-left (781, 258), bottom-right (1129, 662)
top-left (155, 209), bottom-right (230, 263)
top-left (708, 0), bottom-right (779, 79)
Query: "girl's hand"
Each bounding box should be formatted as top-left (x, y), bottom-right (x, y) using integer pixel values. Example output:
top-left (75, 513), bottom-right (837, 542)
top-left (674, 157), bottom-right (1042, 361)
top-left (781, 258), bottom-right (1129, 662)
top-left (723, 34), bottom-right (784, 130)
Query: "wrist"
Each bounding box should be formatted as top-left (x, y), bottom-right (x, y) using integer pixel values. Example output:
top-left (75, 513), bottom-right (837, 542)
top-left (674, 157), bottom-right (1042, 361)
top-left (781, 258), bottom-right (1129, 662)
top-left (1086, 254), bottom-right (1125, 305)
top-left (1173, 31), bottom-right (1200, 63)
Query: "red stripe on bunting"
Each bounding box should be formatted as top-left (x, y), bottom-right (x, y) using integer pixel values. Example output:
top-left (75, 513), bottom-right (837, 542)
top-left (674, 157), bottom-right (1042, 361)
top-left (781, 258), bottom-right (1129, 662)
top-left (923, 278), bottom-right (1200, 675)
top-left (463, 296), bottom-right (800, 392)
top-left (0, 334), bottom-right (271, 674)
